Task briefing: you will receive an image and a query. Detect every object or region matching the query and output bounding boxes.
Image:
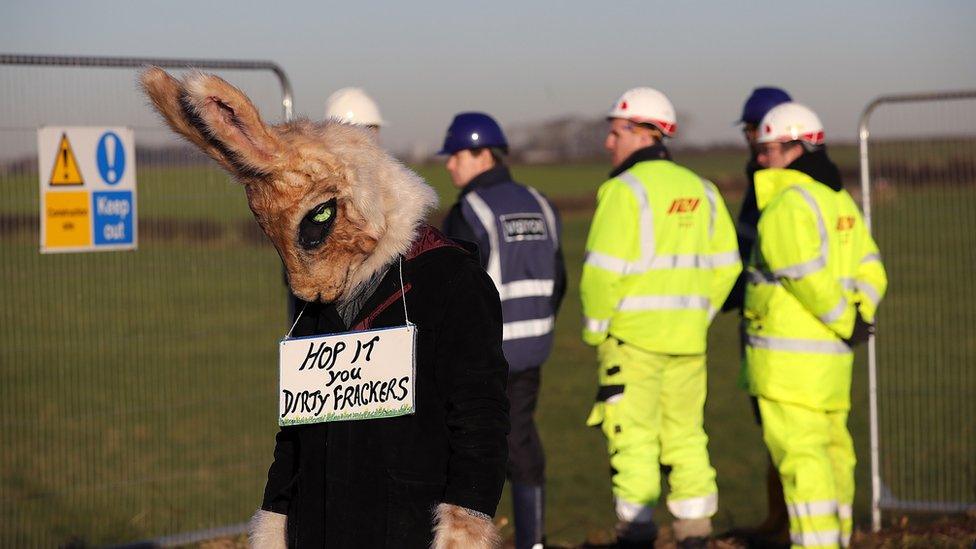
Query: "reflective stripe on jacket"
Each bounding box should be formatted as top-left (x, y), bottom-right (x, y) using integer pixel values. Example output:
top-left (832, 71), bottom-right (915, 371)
top-left (743, 168), bottom-right (888, 410)
top-left (581, 159), bottom-right (741, 354)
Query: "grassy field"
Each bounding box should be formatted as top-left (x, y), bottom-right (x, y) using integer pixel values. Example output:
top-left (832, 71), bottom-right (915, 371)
top-left (0, 148), bottom-right (972, 546)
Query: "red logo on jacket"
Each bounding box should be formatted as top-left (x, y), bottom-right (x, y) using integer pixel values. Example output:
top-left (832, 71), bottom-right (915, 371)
top-left (836, 216), bottom-right (856, 231)
top-left (667, 198), bottom-right (701, 214)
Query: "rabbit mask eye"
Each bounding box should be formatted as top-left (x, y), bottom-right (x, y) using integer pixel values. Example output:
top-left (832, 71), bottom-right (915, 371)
top-left (298, 198), bottom-right (337, 250)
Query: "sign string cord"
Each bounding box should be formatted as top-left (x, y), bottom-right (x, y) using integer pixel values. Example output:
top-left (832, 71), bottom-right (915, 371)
top-left (286, 301), bottom-right (308, 339)
top-left (399, 255), bottom-right (410, 325)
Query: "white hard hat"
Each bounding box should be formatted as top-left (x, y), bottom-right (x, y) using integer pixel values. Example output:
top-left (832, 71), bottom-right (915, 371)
top-left (324, 87), bottom-right (385, 127)
top-left (756, 102), bottom-right (824, 145)
top-left (607, 87), bottom-right (677, 136)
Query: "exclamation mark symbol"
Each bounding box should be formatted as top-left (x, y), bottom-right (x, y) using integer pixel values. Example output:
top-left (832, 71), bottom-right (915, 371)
top-left (104, 134), bottom-right (116, 182)
top-left (62, 146), bottom-right (69, 180)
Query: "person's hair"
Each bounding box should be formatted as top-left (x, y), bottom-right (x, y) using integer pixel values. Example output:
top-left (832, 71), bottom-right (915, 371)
top-left (785, 140), bottom-right (823, 154)
top-left (469, 147), bottom-right (506, 166)
top-left (631, 121), bottom-right (664, 143)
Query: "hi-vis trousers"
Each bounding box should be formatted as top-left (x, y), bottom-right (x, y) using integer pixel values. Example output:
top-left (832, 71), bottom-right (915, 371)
top-left (757, 397), bottom-right (855, 549)
top-left (587, 339), bottom-right (718, 524)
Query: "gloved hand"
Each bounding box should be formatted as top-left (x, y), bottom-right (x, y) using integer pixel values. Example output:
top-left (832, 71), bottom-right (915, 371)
top-left (432, 502), bottom-right (501, 549)
top-left (844, 314), bottom-right (875, 347)
top-left (248, 508), bottom-right (286, 549)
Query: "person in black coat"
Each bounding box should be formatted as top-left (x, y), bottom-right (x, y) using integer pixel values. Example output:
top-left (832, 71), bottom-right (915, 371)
top-left (724, 87), bottom-right (792, 312)
top-left (721, 86), bottom-right (793, 548)
top-left (266, 226), bottom-right (509, 547)
top-left (140, 67), bottom-right (508, 548)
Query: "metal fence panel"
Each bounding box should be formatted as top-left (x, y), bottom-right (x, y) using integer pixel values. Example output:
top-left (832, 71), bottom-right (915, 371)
top-left (0, 55), bottom-right (291, 546)
top-left (860, 91), bottom-right (976, 530)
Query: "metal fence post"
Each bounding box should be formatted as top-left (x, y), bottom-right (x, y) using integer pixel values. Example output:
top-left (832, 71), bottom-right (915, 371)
top-left (858, 98), bottom-right (882, 533)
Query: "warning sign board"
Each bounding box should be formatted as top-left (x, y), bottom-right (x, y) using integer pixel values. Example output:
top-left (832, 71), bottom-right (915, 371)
top-left (38, 127), bottom-right (137, 253)
top-left (49, 133), bottom-right (84, 186)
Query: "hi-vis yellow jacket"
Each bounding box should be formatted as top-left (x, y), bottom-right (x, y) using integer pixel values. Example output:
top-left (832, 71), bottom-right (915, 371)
top-left (743, 168), bottom-right (888, 411)
top-left (581, 160), bottom-right (741, 355)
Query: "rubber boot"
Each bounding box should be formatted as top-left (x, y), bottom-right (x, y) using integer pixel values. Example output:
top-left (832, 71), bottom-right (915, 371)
top-left (722, 460), bottom-right (790, 548)
top-left (512, 483), bottom-right (544, 549)
top-left (614, 519), bottom-right (657, 549)
top-left (749, 461), bottom-right (790, 546)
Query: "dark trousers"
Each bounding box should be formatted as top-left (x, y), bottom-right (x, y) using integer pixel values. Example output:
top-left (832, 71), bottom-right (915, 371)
top-left (506, 367), bottom-right (545, 485)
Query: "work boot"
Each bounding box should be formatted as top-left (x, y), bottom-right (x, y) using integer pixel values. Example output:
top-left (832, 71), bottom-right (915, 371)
top-left (721, 462), bottom-right (790, 548)
top-left (614, 538), bottom-right (656, 549)
top-left (676, 536), bottom-right (708, 549)
top-left (511, 483), bottom-right (545, 549)
top-left (614, 520), bottom-right (657, 549)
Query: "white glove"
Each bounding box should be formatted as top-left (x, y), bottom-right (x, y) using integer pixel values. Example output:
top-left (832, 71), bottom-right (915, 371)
top-left (431, 502), bottom-right (501, 549)
top-left (248, 508), bottom-right (287, 549)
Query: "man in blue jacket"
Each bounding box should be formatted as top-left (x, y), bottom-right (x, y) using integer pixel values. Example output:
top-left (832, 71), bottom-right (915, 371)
top-left (440, 112), bottom-right (566, 549)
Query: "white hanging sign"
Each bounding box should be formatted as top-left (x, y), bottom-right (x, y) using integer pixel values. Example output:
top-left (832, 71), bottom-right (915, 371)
top-left (278, 324), bottom-right (417, 426)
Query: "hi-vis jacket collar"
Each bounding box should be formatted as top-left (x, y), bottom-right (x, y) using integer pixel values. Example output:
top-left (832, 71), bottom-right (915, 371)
top-left (753, 168), bottom-right (817, 211)
top-left (609, 143), bottom-right (672, 178)
top-left (754, 149), bottom-right (844, 210)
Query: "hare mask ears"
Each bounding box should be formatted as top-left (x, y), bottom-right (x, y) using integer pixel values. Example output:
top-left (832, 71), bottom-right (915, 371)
top-left (141, 67), bottom-right (440, 305)
top-left (140, 66), bottom-right (284, 177)
top-left (140, 67), bottom-right (354, 303)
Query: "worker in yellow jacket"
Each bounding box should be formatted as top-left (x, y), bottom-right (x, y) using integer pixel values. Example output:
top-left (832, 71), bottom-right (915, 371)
top-left (581, 87), bottom-right (741, 548)
top-left (744, 102), bottom-right (888, 549)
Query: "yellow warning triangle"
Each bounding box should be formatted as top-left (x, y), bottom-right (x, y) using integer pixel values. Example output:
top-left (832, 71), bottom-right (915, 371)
top-left (49, 133), bottom-right (84, 186)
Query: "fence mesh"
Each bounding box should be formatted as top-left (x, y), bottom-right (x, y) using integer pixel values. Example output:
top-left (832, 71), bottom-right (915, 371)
top-left (0, 59), bottom-right (289, 546)
top-left (863, 94), bottom-right (976, 520)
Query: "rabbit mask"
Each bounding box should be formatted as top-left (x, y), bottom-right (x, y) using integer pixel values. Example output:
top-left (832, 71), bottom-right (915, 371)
top-left (140, 68), bottom-right (437, 303)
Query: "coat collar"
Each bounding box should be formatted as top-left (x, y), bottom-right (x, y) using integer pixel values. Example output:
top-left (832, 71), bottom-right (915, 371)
top-left (459, 165), bottom-right (513, 197)
top-left (753, 149), bottom-right (843, 210)
top-left (753, 168), bottom-right (816, 211)
top-left (350, 225), bottom-right (466, 331)
top-left (787, 149), bottom-right (843, 191)
top-left (301, 225), bottom-right (468, 334)
top-left (405, 224), bottom-right (467, 260)
top-left (609, 143), bottom-right (672, 178)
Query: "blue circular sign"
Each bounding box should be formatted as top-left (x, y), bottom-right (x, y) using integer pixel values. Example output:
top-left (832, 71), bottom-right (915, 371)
top-left (96, 131), bottom-right (126, 185)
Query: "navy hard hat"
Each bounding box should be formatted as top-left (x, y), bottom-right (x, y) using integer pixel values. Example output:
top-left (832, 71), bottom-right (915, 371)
top-left (438, 112), bottom-right (508, 155)
top-left (739, 87), bottom-right (792, 125)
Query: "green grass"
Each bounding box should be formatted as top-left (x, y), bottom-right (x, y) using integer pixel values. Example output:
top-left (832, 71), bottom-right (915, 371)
top-left (0, 153), bottom-right (971, 546)
top-left (0, 237), bottom-right (284, 545)
top-left (2, 165), bottom-right (252, 222)
top-left (867, 185), bottom-right (976, 510)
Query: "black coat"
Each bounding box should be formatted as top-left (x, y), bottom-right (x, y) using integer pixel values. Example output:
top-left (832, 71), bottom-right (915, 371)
top-left (721, 157), bottom-right (761, 312)
top-left (261, 226), bottom-right (510, 548)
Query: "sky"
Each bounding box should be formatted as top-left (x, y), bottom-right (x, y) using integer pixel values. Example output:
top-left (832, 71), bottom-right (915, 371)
top-left (2, 0), bottom-right (975, 153)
